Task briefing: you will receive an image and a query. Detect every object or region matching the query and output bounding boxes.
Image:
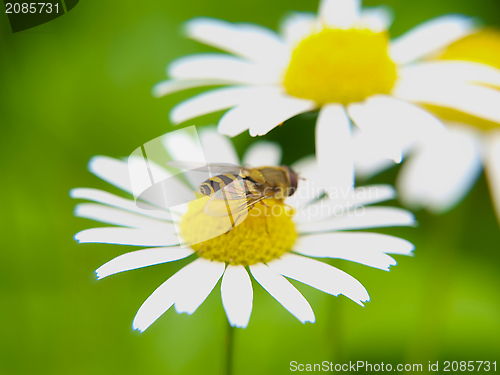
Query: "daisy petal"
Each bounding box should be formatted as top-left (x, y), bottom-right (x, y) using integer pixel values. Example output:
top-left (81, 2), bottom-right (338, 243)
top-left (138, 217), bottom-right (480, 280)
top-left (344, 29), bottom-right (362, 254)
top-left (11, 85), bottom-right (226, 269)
top-left (287, 156), bottom-right (325, 210)
top-left (316, 104), bottom-right (354, 194)
top-left (294, 232), bottom-right (414, 271)
top-left (221, 265), bottom-right (253, 328)
top-left (359, 6), bottom-right (393, 31)
top-left (389, 15), bottom-right (475, 65)
top-left (88, 156), bottom-right (132, 194)
top-left (268, 253), bottom-right (370, 306)
top-left (355, 155), bottom-right (396, 180)
top-left (152, 79), bottom-right (232, 98)
top-left (326, 184), bottom-right (396, 208)
top-left (394, 81), bottom-right (500, 124)
top-left (351, 128), bottom-right (400, 179)
top-left (293, 243), bottom-right (396, 272)
top-left (280, 12), bottom-right (316, 47)
top-left (296, 207), bottom-right (415, 233)
top-left (200, 127), bottom-right (240, 165)
top-left (397, 126), bottom-right (483, 213)
top-left (348, 95), bottom-right (449, 162)
top-left (128, 156), bottom-right (194, 210)
top-left (348, 103), bottom-right (403, 163)
top-left (185, 18), bottom-right (289, 67)
top-left (132, 259), bottom-right (197, 332)
top-left (70, 188), bottom-right (174, 221)
top-left (162, 129), bottom-right (207, 189)
top-left (486, 131), bottom-right (500, 224)
top-left (96, 247), bottom-right (194, 280)
top-left (218, 94), bottom-right (315, 137)
top-left (399, 61), bottom-right (500, 88)
top-left (291, 155), bottom-right (318, 178)
top-left (170, 86), bottom-right (281, 125)
top-left (162, 130), bottom-right (204, 163)
top-left (86, 156), bottom-right (193, 211)
top-left (74, 203), bottom-right (172, 229)
top-left (169, 54), bottom-right (279, 85)
top-left (74, 227), bottom-right (179, 247)
top-left (174, 259), bottom-right (225, 315)
top-left (250, 263), bottom-right (315, 324)
top-left (294, 185), bottom-right (397, 224)
top-left (340, 184), bottom-right (396, 207)
top-left (242, 141), bottom-right (282, 167)
top-left (318, 0), bottom-right (361, 29)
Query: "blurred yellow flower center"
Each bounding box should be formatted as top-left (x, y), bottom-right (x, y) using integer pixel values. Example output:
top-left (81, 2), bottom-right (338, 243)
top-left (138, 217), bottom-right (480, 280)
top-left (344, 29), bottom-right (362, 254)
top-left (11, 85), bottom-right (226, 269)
top-left (440, 28), bottom-right (500, 70)
top-left (284, 29), bottom-right (397, 106)
top-left (424, 105), bottom-right (500, 131)
top-left (180, 198), bottom-right (297, 266)
top-left (428, 28), bottom-right (500, 130)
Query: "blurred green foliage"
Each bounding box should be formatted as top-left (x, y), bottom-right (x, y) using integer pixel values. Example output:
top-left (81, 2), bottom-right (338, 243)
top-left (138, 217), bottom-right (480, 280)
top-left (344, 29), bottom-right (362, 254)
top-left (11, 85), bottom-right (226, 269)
top-left (0, 0), bottom-right (499, 374)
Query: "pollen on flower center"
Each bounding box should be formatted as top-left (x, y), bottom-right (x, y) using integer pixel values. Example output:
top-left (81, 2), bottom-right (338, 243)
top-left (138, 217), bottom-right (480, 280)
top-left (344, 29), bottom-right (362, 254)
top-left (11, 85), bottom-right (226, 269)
top-left (284, 28), bottom-right (397, 106)
top-left (180, 198), bottom-right (297, 266)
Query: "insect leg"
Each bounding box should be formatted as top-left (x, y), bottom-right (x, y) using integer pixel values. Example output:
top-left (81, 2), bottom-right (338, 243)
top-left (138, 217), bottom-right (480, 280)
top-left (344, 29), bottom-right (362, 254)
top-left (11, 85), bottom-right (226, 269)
top-left (224, 213), bottom-right (246, 235)
top-left (220, 185), bottom-right (236, 229)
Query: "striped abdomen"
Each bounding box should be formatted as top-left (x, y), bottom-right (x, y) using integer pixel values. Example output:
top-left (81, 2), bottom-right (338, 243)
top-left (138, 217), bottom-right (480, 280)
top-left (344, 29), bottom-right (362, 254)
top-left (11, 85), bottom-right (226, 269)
top-left (199, 173), bottom-right (241, 196)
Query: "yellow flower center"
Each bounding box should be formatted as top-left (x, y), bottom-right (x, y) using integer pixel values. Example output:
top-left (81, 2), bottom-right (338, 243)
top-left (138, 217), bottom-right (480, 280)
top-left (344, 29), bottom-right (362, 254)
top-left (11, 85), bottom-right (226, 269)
top-left (427, 28), bottom-right (500, 130)
top-left (180, 198), bottom-right (297, 266)
top-left (284, 28), bottom-right (397, 106)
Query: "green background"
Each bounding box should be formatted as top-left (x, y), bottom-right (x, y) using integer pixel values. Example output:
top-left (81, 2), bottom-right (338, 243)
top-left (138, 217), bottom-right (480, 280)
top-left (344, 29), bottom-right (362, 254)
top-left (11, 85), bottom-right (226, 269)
top-left (1, 0), bottom-right (499, 374)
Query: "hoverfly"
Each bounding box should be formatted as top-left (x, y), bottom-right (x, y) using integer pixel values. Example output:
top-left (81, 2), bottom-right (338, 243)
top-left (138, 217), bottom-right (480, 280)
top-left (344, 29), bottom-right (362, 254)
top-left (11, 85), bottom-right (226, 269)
top-left (167, 161), bottom-right (299, 231)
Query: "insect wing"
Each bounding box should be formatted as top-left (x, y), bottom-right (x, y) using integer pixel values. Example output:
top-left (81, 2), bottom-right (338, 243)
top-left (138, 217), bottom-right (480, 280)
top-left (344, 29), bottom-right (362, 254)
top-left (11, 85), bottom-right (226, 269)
top-left (210, 179), bottom-right (258, 201)
top-left (204, 179), bottom-right (256, 217)
top-left (166, 161), bottom-right (242, 175)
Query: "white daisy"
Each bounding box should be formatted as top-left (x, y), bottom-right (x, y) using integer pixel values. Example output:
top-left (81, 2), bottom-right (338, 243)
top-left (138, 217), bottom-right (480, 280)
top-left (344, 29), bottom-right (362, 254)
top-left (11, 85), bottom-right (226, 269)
top-left (152, 0), bottom-right (498, 195)
top-left (71, 128), bottom-right (415, 331)
top-left (355, 28), bottom-right (500, 224)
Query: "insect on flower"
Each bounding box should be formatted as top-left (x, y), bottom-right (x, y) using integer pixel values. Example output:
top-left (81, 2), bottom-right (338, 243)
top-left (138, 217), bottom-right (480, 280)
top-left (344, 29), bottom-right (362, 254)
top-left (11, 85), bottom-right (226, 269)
top-left (167, 161), bottom-right (299, 231)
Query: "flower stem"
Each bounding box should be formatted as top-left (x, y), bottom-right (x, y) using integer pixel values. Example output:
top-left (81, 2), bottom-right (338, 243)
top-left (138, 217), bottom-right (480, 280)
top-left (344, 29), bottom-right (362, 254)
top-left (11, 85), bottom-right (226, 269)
top-left (225, 322), bottom-right (235, 375)
top-left (328, 296), bottom-right (344, 363)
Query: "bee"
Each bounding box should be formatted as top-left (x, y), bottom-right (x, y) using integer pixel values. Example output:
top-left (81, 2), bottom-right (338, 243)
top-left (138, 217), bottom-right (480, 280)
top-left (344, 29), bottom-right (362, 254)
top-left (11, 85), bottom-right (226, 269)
top-left (167, 161), bottom-right (299, 230)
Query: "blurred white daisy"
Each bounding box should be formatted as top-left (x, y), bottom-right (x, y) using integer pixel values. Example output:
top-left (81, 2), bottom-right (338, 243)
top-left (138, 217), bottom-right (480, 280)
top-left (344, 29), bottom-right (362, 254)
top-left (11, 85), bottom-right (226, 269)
top-left (71, 128), bottom-right (415, 331)
top-left (153, 0), bottom-right (496, 193)
top-left (355, 29), bottom-right (500, 224)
